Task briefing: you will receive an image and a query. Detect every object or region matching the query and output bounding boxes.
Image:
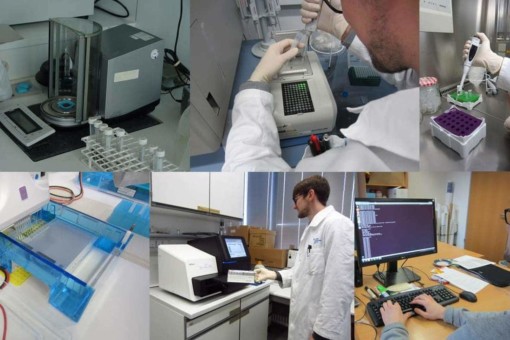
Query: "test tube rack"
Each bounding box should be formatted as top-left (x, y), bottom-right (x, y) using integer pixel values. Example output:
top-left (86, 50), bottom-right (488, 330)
top-left (430, 106), bottom-right (486, 158)
top-left (446, 90), bottom-right (483, 110)
top-left (81, 128), bottom-right (179, 171)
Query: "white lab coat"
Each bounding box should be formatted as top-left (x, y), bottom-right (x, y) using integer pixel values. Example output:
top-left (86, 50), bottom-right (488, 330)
top-left (497, 58), bottom-right (510, 92)
top-left (278, 206), bottom-right (354, 340)
top-left (222, 37), bottom-right (419, 171)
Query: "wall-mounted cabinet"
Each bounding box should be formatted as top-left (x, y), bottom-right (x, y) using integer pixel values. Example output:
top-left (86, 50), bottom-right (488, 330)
top-left (152, 173), bottom-right (245, 219)
top-left (358, 172), bottom-right (408, 198)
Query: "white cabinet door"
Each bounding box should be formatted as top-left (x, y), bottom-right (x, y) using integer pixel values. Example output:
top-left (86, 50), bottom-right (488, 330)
top-left (210, 173), bottom-right (245, 219)
top-left (194, 318), bottom-right (239, 340)
top-left (152, 173), bottom-right (210, 211)
top-left (240, 299), bottom-right (269, 340)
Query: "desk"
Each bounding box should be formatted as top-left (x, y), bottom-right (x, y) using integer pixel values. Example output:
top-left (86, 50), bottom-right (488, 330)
top-left (355, 242), bottom-right (510, 340)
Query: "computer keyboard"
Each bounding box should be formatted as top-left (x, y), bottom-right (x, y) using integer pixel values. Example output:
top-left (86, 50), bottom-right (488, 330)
top-left (366, 285), bottom-right (459, 327)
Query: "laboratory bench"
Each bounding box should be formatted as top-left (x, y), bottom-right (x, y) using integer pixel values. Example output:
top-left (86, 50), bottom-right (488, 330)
top-left (0, 81), bottom-right (189, 171)
top-left (420, 83), bottom-right (510, 170)
top-left (191, 39), bottom-right (397, 170)
top-left (150, 282), bottom-right (271, 340)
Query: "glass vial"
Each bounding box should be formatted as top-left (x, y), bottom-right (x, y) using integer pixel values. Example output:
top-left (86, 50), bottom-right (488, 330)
top-left (104, 128), bottom-right (113, 150)
top-left (88, 116), bottom-right (99, 136)
top-left (138, 138), bottom-right (148, 162)
top-left (116, 129), bottom-right (126, 152)
top-left (152, 149), bottom-right (165, 171)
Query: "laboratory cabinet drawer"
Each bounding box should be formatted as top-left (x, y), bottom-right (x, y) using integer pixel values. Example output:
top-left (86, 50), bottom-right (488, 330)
top-left (186, 300), bottom-right (241, 338)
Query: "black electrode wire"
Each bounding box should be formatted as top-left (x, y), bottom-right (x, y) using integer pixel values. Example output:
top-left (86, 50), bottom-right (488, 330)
top-left (94, 0), bottom-right (130, 18)
top-left (323, 0), bottom-right (343, 14)
top-left (174, 0), bottom-right (184, 55)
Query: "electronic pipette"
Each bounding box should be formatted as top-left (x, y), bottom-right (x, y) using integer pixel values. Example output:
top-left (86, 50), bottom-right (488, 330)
top-left (459, 36), bottom-right (480, 91)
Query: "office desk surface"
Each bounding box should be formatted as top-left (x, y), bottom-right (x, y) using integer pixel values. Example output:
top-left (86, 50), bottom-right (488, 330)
top-left (355, 242), bottom-right (510, 340)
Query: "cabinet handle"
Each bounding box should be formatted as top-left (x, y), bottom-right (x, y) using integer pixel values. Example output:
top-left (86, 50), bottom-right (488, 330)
top-left (229, 309), bottom-right (249, 324)
top-left (209, 207), bottom-right (220, 214)
top-left (239, 309), bottom-right (250, 318)
top-left (229, 307), bottom-right (241, 318)
top-left (196, 205), bottom-right (221, 214)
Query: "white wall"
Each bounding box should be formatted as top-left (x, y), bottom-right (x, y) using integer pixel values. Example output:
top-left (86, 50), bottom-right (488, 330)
top-left (408, 172), bottom-right (471, 248)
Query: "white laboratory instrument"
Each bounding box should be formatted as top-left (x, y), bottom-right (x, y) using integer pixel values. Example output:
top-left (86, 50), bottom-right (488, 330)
top-left (158, 244), bottom-right (221, 302)
top-left (459, 36), bottom-right (480, 91)
top-left (271, 50), bottom-right (337, 139)
top-left (237, 0), bottom-right (281, 57)
top-left (0, 104), bottom-right (55, 147)
top-left (0, 172), bottom-right (49, 231)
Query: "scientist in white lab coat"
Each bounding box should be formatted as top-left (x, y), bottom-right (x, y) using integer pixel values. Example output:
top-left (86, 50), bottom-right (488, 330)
top-left (254, 176), bottom-right (354, 340)
top-left (223, 0), bottom-right (419, 171)
top-left (464, 32), bottom-right (510, 131)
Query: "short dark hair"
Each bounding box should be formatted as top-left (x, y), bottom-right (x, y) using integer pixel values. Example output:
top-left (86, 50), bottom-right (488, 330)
top-left (293, 176), bottom-right (330, 206)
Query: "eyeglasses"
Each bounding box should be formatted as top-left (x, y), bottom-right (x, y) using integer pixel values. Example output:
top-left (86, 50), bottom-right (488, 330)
top-left (293, 195), bottom-right (303, 204)
top-left (323, 0), bottom-right (343, 14)
top-left (505, 208), bottom-right (510, 224)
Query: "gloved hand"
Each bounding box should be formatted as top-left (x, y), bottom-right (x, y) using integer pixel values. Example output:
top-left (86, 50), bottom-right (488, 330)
top-left (254, 267), bottom-right (277, 282)
top-left (464, 32), bottom-right (504, 75)
top-left (249, 39), bottom-right (300, 83)
top-left (300, 0), bottom-right (350, 41)
top-left (505, 116), bottom-right (510, 132)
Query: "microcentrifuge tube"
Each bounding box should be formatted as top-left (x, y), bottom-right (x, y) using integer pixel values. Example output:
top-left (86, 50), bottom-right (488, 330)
top-left (152, 149), bottom-right (165, 171)
top-left (138, 138), bottom-right (148, 162)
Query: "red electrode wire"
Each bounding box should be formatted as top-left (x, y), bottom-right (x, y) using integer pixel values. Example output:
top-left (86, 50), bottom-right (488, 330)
top-left (0, 303), bottom-right (6, 340)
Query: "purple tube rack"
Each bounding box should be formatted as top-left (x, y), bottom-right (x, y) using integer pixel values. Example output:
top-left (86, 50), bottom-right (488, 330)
top-left (432, 107), bottom-right (483, 137)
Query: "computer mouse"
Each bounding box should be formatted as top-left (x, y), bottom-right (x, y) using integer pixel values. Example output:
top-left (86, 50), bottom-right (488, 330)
top-left (410, 303), bottom-right (426, 312)
top-left (459, 291), bottom-right (477, 303)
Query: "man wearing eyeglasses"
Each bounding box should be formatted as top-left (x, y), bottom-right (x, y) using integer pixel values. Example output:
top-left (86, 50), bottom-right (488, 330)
top-left (223, 0), bottom-right (418, 171)
top-left (255, 176), bottom-right (354, 339)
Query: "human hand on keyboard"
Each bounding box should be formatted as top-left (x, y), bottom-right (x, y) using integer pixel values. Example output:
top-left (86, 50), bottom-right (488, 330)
top-left (380, 300), bottom-right (413, 326)
top-left (410, 294), bottom-right (446, 320)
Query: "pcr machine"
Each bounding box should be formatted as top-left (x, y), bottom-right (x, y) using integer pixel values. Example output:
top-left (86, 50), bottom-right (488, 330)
top-left (271, 49), bottom-right (337, 139)
top-left (158, 236), bottom-right (253, 301)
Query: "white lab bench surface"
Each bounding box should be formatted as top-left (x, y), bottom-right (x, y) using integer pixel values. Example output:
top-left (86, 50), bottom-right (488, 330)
top-left (0, 82), bottom-right (189, 171)
top-left (0, 234), bottom-right (150, 339)
top-left (150, 282), bottom-right (270, 340)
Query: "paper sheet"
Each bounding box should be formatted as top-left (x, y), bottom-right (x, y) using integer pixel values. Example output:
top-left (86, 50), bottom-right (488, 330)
top-left (227, 270), bottom-right (255, 283)
top-left (0, 25), bottom-right (22, 44)
top-left (454, 255), bottom-right (494, 269)
top-left (434, 267), bottom-right (488, 293)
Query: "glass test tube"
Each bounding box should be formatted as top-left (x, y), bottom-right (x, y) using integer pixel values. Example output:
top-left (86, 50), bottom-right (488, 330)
top-left (152, 149), bottom-right (165, 171)
top-left (116, 129), bottom-right (126, 152)
top-left (88, 116), bottom-right (99, 136)
top-left (138, 138), bottom-right (148, 162)
top-left (98, 124), bottom-right (108, 145)
top-left (93, 120), bottom-right (103, 140)
top-left (104, 128), bottom-right (113, 150)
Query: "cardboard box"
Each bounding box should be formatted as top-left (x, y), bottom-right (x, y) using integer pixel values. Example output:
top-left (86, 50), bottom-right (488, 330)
top-left (250, 248), bottom-right (288, 269)
top-left (249, 229), bottom-right (276, 248)
top-left (387, 187), bottom-right (408, 198)
top-left (225, 226), bottom-right (251, 245)
top-left (287, 249), bottom-right (299, 268)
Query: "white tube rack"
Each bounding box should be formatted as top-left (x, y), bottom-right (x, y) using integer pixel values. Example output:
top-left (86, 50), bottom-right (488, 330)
top-left (81, 128), bottom-right (179, 171)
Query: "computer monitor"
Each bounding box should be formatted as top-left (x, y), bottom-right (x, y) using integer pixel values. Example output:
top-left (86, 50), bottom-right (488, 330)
top-left (354, 198), bottom-right (437, 286)
top-left (188, 235), bottom-right (251, 275)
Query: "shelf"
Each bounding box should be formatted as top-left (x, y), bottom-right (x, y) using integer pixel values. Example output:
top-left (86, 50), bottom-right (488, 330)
top-left (366, 172), bottom-right (408, 188)
top-left (0, 202), bottom-right (130, 322)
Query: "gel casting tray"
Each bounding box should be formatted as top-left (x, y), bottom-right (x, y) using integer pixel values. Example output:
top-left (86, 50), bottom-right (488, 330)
top-left (0, 202), bottom-right (132, 322)
top-left (446, 90), bottom-right (482, 110)
top-left (430, 106), bottom-right (486, 158)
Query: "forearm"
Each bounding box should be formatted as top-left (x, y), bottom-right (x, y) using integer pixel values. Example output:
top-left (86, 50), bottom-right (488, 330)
top-left (496, 58), bottom-right (510, 92)
top-left (222, 85), bottom-right (291, 171)
top-left (381, 323), bottom-right (409, 340)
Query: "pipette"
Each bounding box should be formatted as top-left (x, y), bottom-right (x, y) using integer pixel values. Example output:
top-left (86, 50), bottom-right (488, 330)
top-left (291, 19), bottom-right (318, 50)
top-left (459, 36), bottom-right (480, 91)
